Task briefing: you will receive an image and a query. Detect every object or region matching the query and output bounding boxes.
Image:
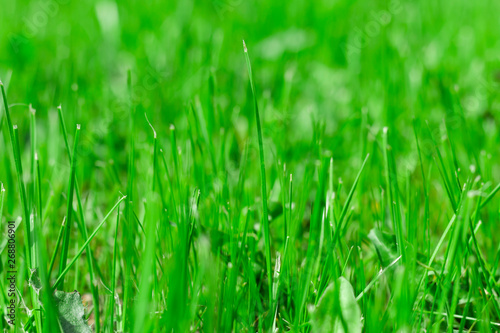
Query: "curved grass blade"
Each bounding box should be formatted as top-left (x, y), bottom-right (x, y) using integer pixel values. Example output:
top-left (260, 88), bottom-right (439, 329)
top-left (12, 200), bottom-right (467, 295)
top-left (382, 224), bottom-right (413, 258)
top-left (243, 40), bottom-right (273, 305)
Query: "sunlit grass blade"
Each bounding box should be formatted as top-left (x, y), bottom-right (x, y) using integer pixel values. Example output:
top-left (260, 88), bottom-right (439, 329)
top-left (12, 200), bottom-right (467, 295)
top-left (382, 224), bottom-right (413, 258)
top-left (243, 40), bottom-right (273, 307)
top-left (480, 182), bottom-right (500, 209)
top-left (356, 255), bottom-right (402, 301)
top-left (52, 195), bottom-right (126, 290)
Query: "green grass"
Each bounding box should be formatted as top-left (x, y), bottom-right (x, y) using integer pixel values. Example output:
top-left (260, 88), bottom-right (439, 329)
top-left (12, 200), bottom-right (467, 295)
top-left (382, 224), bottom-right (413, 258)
top-left (2, 1), bottom-right (500, 332)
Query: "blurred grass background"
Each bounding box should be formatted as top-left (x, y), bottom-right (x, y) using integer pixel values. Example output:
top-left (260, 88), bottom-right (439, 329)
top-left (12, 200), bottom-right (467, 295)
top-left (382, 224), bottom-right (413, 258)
top-left (2, 0), bottom-right (500, 230)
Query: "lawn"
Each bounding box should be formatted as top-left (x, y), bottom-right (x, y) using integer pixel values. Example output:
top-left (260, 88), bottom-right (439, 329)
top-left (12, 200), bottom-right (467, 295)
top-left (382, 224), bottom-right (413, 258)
top-left (1, 0), bottom-right (500, 332)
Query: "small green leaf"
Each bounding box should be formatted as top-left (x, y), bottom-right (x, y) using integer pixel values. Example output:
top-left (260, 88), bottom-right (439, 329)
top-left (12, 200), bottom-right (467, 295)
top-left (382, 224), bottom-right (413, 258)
top-left (310, 277), bottom-right (362, 333)
top-left (53, 290), bottom-right (92, 333)
top-left (335, 277), bottom-right (362, 333)
top-left (368, 228), bottom-right (398, 267)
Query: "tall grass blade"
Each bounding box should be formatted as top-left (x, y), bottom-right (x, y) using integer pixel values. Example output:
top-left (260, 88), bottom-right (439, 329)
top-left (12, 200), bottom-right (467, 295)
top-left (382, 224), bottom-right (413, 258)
top-left (243, 40), bottom-right (273, 306)
top-left (57, 124), bottom-right (80, 289)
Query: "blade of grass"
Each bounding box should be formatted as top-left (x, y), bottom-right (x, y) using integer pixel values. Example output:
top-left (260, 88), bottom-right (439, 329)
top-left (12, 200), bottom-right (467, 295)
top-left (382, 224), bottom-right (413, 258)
top-left (28, 105), bottom-right (43, 333)
top-left (480, 182), bottom-right (500, 209)
top-left (58, 106), bottom-right (101, 331)
top-left (52, 195), bottom-right (126, 290)
top-left (57, 124), bottom-right (80, 289)
top-left (412, 119), bottom-right (431, 257)
top-left (12, 119), bottom-right (43, 333)
top-left (0, 82), bottom-right (15, 143)
top-left (12, 125), bottom-right (32, 267)
top-left (426, 121), bottom-right (457, 211)
top-left (243, 40), bottom-right (272, 306)
top-left (109, 205), bottom-right (120, 332)
top-left (133, 192), bottom-right (160, 332)
top-left (331, 154), bottom-right (370, 251)
top-left (145, 112), bottom-right (158, 192)
top-left (35, 155), bottom-right (42, 225)
top-left (48, 217), bottom-right (66, 278)
top-left (443, 119), bottom-right (461, 191)
top-left (295, 158), bottom-right (328, 328)
top-left (356, 255), bottom-right (402, 301)
top-left (382, 127), bottom-right (406, 262)
top-left (29, 105), bottom-right (36, 211)
top-left (0, 183), bottom-right (4, 225)
top-left (2, 80), bottom-right (33, 272)
top-left (123, 70), bottom-right (136, 331)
